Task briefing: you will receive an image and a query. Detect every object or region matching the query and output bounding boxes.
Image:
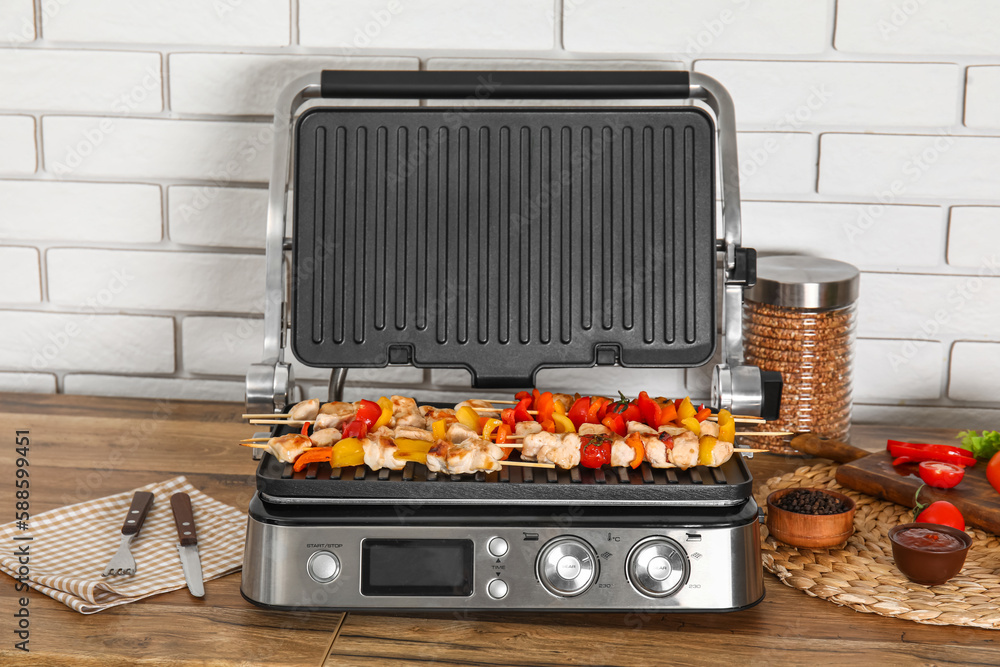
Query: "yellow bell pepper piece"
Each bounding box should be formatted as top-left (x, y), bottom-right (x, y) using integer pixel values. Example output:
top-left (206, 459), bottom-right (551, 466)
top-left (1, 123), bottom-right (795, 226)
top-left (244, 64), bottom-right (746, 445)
top-left (677, 397), bottom-right (697, 421)
top-left (456, 406), bottom-right (481, 432)
top-left (717, 409), bottom-right (735, 443)
top-left (698, 435), bottom-right (717, 467)
top-left (330, 437), bottom-right (365, 468)
top-left (482, 418), bottom-right (502, 440)
top-left (432, 419), bottom-right (448, 441)
top-left (554, 401), bottom-right (566, 415)
top-left (373, 396), bottom-right (393, 430)
top-left (680, 417), bottom-right (701, 436)
top-left (552, 412), bottom-right (576, 434)
top-left (394, 438), bottom-right (433, 454)
top-left (717, 408), bottom-right (734, 427)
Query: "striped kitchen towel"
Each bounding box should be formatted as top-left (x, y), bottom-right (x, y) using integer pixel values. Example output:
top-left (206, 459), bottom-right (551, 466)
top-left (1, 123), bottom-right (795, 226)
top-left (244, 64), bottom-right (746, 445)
top-left (0, 476), bottom-right (246, 614)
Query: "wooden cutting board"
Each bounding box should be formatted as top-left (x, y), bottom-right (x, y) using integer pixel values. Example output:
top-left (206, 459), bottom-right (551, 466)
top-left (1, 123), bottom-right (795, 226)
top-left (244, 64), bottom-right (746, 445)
top-left (835, 451), bottom-right (1000, 535)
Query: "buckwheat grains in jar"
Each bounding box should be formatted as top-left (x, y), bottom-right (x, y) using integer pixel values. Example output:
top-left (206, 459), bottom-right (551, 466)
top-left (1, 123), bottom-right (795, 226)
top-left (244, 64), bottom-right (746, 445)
top-left (743, 256), bottom-right (860, 454)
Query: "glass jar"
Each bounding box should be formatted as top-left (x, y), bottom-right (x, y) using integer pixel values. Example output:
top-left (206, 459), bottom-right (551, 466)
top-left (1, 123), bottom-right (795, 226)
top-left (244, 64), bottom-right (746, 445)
top-left (742, 256), bottom-right (860, 454)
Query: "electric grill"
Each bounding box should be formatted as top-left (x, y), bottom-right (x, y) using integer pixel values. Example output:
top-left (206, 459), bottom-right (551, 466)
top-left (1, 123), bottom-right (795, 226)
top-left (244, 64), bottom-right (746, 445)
top-left (241, 70), bottom-right (781, 612)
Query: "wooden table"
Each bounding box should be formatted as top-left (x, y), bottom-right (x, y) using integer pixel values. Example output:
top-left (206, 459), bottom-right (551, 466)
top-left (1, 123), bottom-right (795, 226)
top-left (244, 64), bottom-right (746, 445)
top-left (1, 393), bottom-right (997, 666)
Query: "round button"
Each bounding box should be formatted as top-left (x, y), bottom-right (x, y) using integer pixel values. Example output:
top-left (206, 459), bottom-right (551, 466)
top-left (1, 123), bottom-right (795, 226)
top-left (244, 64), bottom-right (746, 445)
top-left (306, 551), bottom-right (341, 584)
top-left (487, 578), bottom-right (508, 599)
top-left (647, 556), bottom-right (671, 581)
top-left (556, 555), bottom-right (581, 579)
top-left (535, 537), bottom-right (599, 597)
top-left (488, 537), bottom-right (509, 558)
top-left (626, 537), bottom-right (688, 598)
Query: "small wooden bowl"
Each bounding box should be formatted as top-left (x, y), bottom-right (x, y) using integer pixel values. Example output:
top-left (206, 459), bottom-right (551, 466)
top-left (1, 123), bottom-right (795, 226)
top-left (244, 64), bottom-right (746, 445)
top-left (766, 488), bottom-right (856, 548)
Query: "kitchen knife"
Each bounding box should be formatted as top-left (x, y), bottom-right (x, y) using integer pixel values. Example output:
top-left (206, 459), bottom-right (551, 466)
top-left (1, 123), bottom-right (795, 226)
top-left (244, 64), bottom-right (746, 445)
top-left (170, 492), bottom-right (205, 597)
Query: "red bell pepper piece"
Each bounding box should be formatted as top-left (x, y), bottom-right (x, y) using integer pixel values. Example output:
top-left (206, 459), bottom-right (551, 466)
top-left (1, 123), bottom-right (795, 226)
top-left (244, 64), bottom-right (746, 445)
top-left (300, 421), bottom-right (311, 436)
top-left (539, 418), bottom-right (556, 433)
top-left (568, 396), bottom-right (591, 430)
top-left (500, 408), bottom-right (516, 430)
top-left (695, 405), bottom-right (712, 422)
top-left (637, 391), bottom-right (661, 428)
top-left (601, 412), bottom-right (627, 437)
top-left (657, 402), bottom-right (677, 426)
top-left (342, 419), bottom-right (368, 440)
top-left (513, 397), bottom-right (534, 423)
top-left (597, 398), bottom-right (610, 422)
top-left (531, 388), bottom-right (541, 407)
top-left (293, 446), bottom-right (333, 472)
top-left (514, 390), bottom-right (532, 402)
top-left (887, 440), bottom-right (976, 467)
top-left (585, 397), bottom-right (606, 424)
top-left (354, 399), bottom-right (382, 428)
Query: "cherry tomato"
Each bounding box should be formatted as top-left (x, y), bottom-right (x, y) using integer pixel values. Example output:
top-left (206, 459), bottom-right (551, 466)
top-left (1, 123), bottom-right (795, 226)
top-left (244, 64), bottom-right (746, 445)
top-left (918, 461), bottom-right (965, 489)
top-left (568, 396), bottom-right (591, 430)
top-left (988, 451), bottom-right (1000, 495)
top-left (341, 419), bottom-right (368, 440)
top-left (580, 435), bottom-right (611, 468)
top-left (916, 501), bottom-right (965, 531)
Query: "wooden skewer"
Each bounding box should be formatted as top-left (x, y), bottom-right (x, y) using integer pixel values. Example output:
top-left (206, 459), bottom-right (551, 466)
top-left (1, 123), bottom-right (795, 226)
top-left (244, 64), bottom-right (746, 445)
top-left (249, 419), bottom-right (309, 425)
top-left (241, 437), bottom-right (271, 443)
top-left (736, 449), bottom-right (771, 454)
top-left (500, 460), bottom-right (556, 469)
top-left (739, 431), bottom-right (794, 437)
top-left (485, 400), bottom-right (521, 405)
top-left (240, 442), bottom-right (270, 449)
top-left (243, 413), bottom-right (291, 419)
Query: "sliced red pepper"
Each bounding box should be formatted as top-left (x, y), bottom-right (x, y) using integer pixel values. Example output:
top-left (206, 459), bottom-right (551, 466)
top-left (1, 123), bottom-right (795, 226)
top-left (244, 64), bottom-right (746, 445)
top-left (513, 397), bottom-right (534, 423)
top-left (695, 405), bottom-right (712, 422)
top-left (300, 421), bottom-right (311, 436)
top-left (658, 432), bottom-right (675, 449)
top-left (341, 419), bottom-right (368, 440)
top-left (354, 399), bottom-right (382, 428)
top-left (293, 446), bottom-right (333, 472)
top-left (539, 418), bottom-right (556, 433)
top-left (656, 402), bottom-right (677, 427)
top-left (892, 456), bottom-right (919, 466)
top-left (674, 398), bottom-right (683, 410)
top-left (601, 412), bottom-right (627, 437)
top-left (500, 408), bottom-right (516, 430)
top-left (597, 398), bottom-right (610, 422)
top-left (568, 396), bottom-right (591, 430)
top-left (586, 397), bottom-right (606, 424)
top-left (638, 391), bottom-right (661, 428)
top-left (514, 390), bottom-right (532, 402)
top-left (887, 440), bottom-right (976, 467)
top-left (536, 391), bottom-right (555, 424)
top-left (531, 388), bottom-right (541, 408)
top-left (496, 423), bottom-right (513, 460)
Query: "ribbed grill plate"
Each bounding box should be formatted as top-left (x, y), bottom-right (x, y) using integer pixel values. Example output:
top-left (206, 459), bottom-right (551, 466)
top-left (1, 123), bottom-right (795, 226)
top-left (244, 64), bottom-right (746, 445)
top-left (291, 107), bottom-right (716, 387)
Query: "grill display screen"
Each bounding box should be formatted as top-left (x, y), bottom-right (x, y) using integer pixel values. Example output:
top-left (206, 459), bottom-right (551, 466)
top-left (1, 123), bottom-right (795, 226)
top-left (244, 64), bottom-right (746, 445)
top-left (361, 539), bottom-right (474, 596)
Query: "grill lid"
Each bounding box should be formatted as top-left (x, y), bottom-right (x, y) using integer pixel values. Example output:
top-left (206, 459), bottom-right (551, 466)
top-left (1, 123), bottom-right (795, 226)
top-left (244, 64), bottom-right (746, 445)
top-left (291, 105), bottom-right (717, 387)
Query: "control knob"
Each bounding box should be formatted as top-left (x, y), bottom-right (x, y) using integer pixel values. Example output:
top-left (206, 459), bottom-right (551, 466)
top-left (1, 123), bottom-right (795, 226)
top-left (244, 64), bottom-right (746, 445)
top-left (626, 537), bottom-right (688, 598)
top-left (535, 537), bottom-right (599, 597)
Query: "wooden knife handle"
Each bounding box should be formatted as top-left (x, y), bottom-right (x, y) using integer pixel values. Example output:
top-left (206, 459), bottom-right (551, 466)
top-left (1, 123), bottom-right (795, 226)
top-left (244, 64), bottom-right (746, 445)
top-left (788, 432), bottom-right (870, 463)
top-left (121, 491), bottom-right (154, 536)
top-left (170, 493), bottom-right (198, 547)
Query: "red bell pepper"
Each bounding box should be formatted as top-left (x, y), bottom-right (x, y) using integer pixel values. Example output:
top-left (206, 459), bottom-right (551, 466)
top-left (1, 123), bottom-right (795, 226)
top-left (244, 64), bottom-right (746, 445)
top-left (637, 391), bottom-right (661, 428)
top-left (695, 405), bottom-right (712, 422)
top-left (513, 397), bottom-right (534, 423)
top-left (342, 419), bottom-right (368, 440)
top-left (300, 421), bottom-right (311, 436)
top-left (585, 397), bottom-right (606, 424)
top-left (515, 390), bottom-right (532, 403)
top-left (601, 412), bottom-right (627, 437)
top-left (657, 402), bottom-right (677, 426)
top-left (887, 440), bottom-right (976, 467)
top-left (293, 446), bottom-right (333, 472)
top-left (568, 396), bottom-right (591, 430)
top-left (539, 418), bottom-right (556, 433)
top-left (354, 399), bottom-right (382, 428)
top-left (500, 408), bottom-right (516, 430)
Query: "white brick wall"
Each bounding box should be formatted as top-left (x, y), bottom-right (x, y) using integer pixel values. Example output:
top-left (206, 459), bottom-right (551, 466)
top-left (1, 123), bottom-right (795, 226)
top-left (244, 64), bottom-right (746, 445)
top-left (0, 1), bottom-right (997, 427)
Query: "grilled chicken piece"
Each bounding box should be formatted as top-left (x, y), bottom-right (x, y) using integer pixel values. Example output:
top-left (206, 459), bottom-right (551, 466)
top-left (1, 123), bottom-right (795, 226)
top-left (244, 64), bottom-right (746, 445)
top-left (446, 422), bottom-right (478, 444)
top-left (420, 406), bottom-right (457, 430)
top-left (642, 433), bottom-right (673, 469)
top-left (361, 434), bottom-right (407, 471)
top-left (288, 398), bottom-right (320, 421)
top-left (394, 425), bottom-right (434, 442)
top-left (454, 399), bottom-right (495, 411)
top-left (658, 425), bottom-right (687, 437)
top-left (267, 434), bottom-right (313, 464)
top-left (521, 431), bottom-right (556, 460)
top-left (426, 437), bottom-right (504, 474)
top-left (391, 395), bottom-right (424, 428)
top-left (627, 420), bottom-right (657, 435)
top-left (552, 393), bottom-right (575, 413)
top-left (700, 420), bottom-right (720, 439)
top-left (515, 421), bottom-right (543, 437)
top-left (669, 431), bottom-right (700, 469)
top-left (539, 433), bottom-right (581, 469)
top-left (315, 402), bottom-right (356, 430)
top-left (707, 438), bottom-right (734, 467)
top-left (309, 428), bottom-right (342, 447)
top-left (579, 423), bottom-right (613, 436)
top-left (611, 438), bottom-right (635, 467)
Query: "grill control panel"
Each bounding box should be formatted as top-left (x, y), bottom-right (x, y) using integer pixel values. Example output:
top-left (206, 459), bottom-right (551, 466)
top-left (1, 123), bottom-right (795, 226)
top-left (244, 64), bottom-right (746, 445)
top-left (243, 515), bottom-right (764, 612)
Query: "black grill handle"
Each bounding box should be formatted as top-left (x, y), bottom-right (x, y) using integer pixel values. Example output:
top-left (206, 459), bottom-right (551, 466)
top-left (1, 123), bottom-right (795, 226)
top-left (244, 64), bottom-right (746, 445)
top-left (320, 70), bottom-right (691, 100)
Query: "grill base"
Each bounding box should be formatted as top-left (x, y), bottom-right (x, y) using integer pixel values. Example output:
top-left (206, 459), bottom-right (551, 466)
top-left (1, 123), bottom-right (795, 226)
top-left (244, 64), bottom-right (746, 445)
top-left (241, 493), bottom-right (764, 612)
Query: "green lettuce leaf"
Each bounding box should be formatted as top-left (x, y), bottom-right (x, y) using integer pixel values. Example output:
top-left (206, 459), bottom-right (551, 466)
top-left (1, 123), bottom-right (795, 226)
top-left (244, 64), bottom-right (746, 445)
top-left (957, 430), bottom-right (1000, 461)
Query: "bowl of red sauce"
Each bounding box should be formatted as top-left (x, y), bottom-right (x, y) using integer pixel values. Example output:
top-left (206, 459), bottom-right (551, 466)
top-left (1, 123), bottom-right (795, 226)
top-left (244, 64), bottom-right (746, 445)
top-left (888, 523), bottom-right (972, 586)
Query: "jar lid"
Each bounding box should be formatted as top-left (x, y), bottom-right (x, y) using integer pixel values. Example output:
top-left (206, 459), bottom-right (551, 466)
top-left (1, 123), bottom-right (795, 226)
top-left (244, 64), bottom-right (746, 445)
top-left (747, 255), bottom-right (859, 309)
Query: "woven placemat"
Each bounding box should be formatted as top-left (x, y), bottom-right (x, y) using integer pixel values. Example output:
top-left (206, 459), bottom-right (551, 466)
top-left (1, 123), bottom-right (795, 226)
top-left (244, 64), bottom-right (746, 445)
top-left (755, 463), bottom-right (1000, 630)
